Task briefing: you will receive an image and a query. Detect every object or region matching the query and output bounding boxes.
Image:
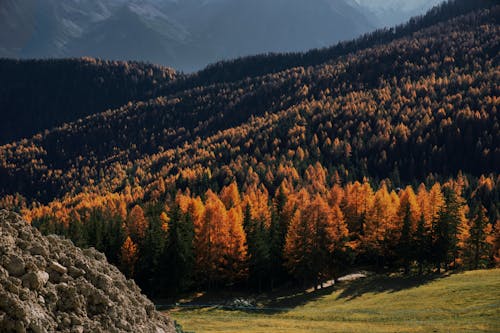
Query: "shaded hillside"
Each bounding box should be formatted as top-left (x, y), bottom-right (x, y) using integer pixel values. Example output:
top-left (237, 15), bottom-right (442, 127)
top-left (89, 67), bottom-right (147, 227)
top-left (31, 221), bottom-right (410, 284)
top-left (0, 58), bottom-right (176, 143)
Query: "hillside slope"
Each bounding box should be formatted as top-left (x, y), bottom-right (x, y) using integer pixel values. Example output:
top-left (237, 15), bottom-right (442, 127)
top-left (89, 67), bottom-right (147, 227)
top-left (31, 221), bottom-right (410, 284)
top-left (0, 3), bottom-right (498, 204)
top-left (0, 58), bottom-right (176, 144)
top-left (171, 269), bottom-right (500, 332)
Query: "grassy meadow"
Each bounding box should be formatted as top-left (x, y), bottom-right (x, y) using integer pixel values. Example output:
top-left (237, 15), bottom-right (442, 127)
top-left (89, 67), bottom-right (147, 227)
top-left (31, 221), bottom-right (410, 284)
top-left (168, 269), bottom-right (500, 333)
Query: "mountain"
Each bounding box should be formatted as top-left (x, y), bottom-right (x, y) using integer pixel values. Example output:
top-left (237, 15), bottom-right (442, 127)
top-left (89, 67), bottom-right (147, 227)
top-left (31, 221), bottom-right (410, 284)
top-left (354, 0), bottom-right (445, 28)
top-left (0, 0), bottom-right (377, 71)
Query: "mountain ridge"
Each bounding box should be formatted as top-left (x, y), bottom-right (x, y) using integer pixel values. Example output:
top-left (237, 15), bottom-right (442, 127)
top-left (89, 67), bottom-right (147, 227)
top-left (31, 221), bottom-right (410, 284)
top-left (0, 0), bottom-right (443, 71)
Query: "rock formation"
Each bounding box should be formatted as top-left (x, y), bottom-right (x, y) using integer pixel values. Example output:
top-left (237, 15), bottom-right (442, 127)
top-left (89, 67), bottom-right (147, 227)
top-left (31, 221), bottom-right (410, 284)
top-left (0, 210), bottom-right (176, 333)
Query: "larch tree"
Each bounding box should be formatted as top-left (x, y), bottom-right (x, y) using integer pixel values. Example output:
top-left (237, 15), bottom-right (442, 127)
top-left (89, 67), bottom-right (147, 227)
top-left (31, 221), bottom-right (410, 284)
top-left (284, 190), bottom-right (312, 287)
top-left (326, 203), bottom-right (349, 281)
top-left (120, 236), bottom-right (138, 278)
top-left (196, 190), bottom-right (228, 287)
top-left (343, 180), bottom-right (374, 247)
top-left (225, 206), bottom-right (248, 282)
top-left (127, 204), bottom-right (148, 243)
top-left (363, 184), bottom-right (398, 270)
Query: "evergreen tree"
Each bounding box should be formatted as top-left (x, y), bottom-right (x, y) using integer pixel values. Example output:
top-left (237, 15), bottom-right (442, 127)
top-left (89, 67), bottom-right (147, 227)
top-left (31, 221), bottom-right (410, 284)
top-left (414, 213), bottom-right (429, 274)
top-left (164, 204), bottom-right (195, 293)
top-left (433, 186), bottom-right (469, 271)
top-left (399, 204), bottom-right (413, 275)
top-left (244, 203), bottom-right (270, 292)
top-left (268, 185), bottom-right (289, 288)
top-left (136, 206), bottom-right (168, 295)
top-left (464, 205), bottom-right (493, 269)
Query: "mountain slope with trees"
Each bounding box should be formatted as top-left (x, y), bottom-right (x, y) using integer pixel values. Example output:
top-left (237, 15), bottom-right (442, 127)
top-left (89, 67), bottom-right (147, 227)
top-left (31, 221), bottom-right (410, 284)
top-left (0, 0), bottom-right (498, 297)
top-left (0, 58), bottom-right (177, 144)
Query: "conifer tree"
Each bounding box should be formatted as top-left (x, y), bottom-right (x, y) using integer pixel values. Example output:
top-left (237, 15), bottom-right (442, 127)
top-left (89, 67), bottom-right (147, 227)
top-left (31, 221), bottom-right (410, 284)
top-left (463, 205), bottom-right (493, 269)
top-left (121, 236), bottom-right (138, 278)
top-left (164, 204), bottom-right (195, 292)
top-left (127, 205), bottom-right (148, 243)
top-left (269, 185), bottom-right (289, 287)
top-left (136, 204), bottom-right (168, 294)
top-left (433, 186), bottom-right (469, 271)
top-left (244, 203), bottom-right (270, 291)
top-left (363, 184), bottom-right (398, 270)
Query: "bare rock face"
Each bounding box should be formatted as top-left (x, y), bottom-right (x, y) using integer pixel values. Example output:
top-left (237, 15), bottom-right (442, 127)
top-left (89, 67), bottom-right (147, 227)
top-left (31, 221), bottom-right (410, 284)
top-left (0, 210), bottom-right (176, 333)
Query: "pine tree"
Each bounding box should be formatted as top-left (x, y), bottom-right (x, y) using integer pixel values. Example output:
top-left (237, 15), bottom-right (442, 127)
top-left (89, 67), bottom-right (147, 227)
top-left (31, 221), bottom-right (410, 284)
top-left (268, 185), bottom-right (289, 288)
top-left (464, 205), bottom-right (493, 269)
top-left (244, 203), bottom-right (270, 292)
top-left (164, 204), bottom-right (195, 293)
top-left (397, 186), bottom-right (420, 274)
top-left (136, 204), bottom-right (168, 294)
top-left (400, 204), bottom-right (413, 275)
top-left (433, 186), bottom-right (469, 271)
top-left (414, 213), bottom-right (429, 274)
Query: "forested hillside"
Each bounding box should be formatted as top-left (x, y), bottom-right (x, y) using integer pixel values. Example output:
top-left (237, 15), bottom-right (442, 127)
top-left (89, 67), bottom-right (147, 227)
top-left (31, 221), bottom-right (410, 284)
top-left (0, 58), bottom-right (177, 143)
top-left (0, 0), bottom-right (498, 296)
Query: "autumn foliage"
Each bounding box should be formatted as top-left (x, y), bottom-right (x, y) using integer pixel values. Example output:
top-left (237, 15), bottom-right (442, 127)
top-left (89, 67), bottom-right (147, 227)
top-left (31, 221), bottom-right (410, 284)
top-left (0, 2), bottom-right (498, 296)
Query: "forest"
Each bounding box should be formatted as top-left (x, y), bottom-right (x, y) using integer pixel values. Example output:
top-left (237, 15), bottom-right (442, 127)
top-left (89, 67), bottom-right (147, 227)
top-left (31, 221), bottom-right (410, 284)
top-left (0, 0), bottom-right (499, 297)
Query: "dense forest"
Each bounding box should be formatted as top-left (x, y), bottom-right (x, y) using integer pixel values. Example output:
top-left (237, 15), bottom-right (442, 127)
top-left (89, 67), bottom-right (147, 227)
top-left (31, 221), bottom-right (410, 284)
top-left (0, 0), bottom-right (499, 296)
top-left (0, 58), bottom-right (177, 144)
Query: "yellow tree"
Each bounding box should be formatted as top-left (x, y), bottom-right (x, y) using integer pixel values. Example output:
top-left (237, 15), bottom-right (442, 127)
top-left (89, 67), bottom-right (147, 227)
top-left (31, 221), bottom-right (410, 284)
top-left (285, 194), bottom-right (347, 288)
top-left (196, 190), bottom-right (227, 287)
top-left (243, 184), bottom-right (271, 228)
top-left (127, 205), bottom-right (148, 243)
top-left (343, 180), bottom-right (374, 247)
top-left (220, 182), bottom-right (241, 210)
top-left (226, 206), bottom-right (248, 281)
top-left (120, 236), bottom-right (138, 277)
top-left (362, 184), bottom-right (398, 268)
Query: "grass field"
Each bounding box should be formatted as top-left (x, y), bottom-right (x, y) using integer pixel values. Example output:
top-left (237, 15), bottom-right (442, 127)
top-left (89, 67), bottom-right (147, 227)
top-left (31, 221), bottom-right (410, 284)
top-left (167, 269), bottom-right (500, 333)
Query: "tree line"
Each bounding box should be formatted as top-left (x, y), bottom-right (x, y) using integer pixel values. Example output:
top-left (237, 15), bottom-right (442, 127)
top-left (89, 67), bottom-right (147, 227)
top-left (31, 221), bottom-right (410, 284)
top-left (26, 164), bottom-right (499, 296)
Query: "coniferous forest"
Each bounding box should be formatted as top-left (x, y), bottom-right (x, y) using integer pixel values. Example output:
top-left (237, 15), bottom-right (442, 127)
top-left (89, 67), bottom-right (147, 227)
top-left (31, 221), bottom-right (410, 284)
top-left (0, 0), bottom-right (499, 298)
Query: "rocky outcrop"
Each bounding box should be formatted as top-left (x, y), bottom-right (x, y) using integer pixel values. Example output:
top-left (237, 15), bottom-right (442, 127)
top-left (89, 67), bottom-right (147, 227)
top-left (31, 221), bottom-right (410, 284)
top-left (0, 210), bottom-right (176, 333)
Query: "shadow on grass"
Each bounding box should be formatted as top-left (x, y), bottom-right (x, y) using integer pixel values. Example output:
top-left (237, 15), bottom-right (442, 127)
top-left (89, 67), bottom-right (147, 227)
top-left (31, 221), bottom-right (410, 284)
top-left (336, 273), bottom-right (446, 301)
top-left (161, 284), bottom-right (340, 315)
top-left (161, 272), bottom-right (450, 314)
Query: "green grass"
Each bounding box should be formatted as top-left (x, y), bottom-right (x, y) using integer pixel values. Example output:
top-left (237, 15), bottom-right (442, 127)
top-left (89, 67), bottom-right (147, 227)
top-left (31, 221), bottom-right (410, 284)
top-left (167, 269), bottom-right (500, 333)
